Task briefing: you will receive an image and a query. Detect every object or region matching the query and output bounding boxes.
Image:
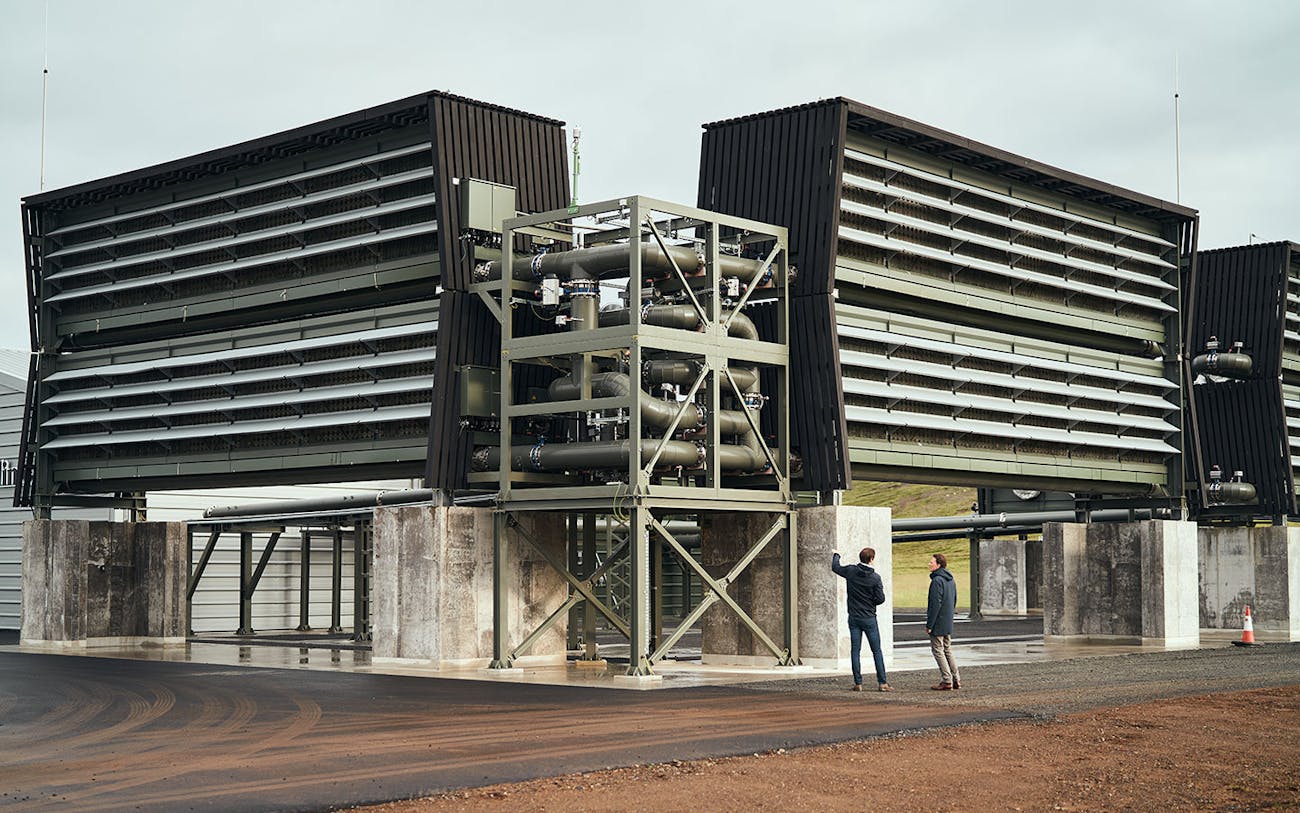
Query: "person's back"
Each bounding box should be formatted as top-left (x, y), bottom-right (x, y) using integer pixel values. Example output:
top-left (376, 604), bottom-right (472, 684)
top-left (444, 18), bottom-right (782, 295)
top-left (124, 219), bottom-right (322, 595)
top-left (832, 547), bottom-right (891, 692)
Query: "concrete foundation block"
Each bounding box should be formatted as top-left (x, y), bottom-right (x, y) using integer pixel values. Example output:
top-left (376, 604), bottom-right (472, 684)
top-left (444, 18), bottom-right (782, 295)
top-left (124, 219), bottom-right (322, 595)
top-left (21, 520), bottom-right (187, 646)
top-left (1043, 520), bottom-right (1198, 648)
top-left (979, 537), bottom-right (1028, 616)
top-left (698, 506), bottom-right (891, 669)
top-left (1198, 526), bottom-right (1300, 642)
top-left (795, 505), bottom-right (892, 670)
top-left (372, 506), bottom-right (567, 668)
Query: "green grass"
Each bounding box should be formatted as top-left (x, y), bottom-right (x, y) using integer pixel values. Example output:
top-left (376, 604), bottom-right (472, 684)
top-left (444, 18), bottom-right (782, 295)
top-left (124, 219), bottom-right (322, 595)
top-left (841, 480), bottom-right (976, 610)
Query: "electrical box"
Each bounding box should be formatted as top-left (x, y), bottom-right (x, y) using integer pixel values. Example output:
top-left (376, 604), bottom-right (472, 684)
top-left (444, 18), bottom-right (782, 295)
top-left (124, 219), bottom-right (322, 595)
top-left (459, 365), bottom-right (501, 417)
top-left (458, 178), bottom-right (517, 235)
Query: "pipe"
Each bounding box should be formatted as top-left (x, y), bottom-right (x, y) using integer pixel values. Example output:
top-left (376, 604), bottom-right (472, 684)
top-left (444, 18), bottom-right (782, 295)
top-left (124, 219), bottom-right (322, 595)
top-left (643, 360), bottom-right (758, 391)
top-left (891, 508), bottom-right (1154, 532)
top-left (547, 372), bottom-right (753, 435)
top-left (477, 242), bottom-right (772, 285)
top-left (204, 489), bottom-right (436, 519)
top-left (893, 526), bottom-right (1042, 544)
top-left (473, 439), bottom-right (769, 474)
top-left (1206, 480), bottom-right (1257, 505)
top-left (598, 305), bottom-right (759, 342)
top-left (1191, 351), bottom-right (1253, 379)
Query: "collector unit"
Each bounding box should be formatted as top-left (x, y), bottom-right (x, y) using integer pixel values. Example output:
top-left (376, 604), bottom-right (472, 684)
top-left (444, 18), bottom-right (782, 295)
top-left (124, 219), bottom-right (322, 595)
top-left (699, 97), bottom-right (1198, 506)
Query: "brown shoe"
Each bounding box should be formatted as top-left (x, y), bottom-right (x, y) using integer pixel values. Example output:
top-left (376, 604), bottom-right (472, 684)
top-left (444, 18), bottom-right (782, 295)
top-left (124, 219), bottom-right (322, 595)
top-left (953, 680), bottom-right (962, 690)
top-left (930, 683), bottom-right (953, 691)
top-left (852, 684), bottom-right (863, 692)
top-left (878, 683), bottom-right (894, 692)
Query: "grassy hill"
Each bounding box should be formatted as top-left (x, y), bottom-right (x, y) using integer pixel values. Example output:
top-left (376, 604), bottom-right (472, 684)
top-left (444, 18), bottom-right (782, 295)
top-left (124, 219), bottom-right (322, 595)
top-left (841, 480), bottom-right (976, 610)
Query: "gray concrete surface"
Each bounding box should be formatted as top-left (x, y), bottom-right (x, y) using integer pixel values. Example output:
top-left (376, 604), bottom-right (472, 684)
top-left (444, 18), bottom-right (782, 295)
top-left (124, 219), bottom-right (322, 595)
top-left (1043, 520), bottom-right (1198, 647)
top-left (21, 520), bottom-right (186, 646)
top-left (372, 506), bottom-right (566, 667)
top-left (980, 536), bottom-right (1028, 615)
top-left (1199, 525), bottom-right (1300, 641)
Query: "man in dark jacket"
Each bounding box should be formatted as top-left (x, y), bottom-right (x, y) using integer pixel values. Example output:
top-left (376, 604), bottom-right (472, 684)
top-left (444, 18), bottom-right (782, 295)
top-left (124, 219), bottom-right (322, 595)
top-left (925, 553), bottom-right (961, 690)
top-left (831, 547), bottom-right (893, 692)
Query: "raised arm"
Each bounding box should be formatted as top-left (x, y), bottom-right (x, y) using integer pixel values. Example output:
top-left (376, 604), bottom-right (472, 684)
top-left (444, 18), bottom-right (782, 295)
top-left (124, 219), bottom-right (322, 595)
top-left (831, 552), bottom-right (851, 578)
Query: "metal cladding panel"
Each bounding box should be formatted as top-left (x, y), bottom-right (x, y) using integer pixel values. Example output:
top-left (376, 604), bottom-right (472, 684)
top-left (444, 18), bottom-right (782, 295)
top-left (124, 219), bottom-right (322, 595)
top-left (1186, 241), bottom-right (1297, 519)
top-left (698, 101), bottom-right (850, 491)
top-left (429, 95), bottom-right (569, 292)
top-left (699, 100), bottom-right (845, 298)
top-left (426, 290), bottom-right (499, 491)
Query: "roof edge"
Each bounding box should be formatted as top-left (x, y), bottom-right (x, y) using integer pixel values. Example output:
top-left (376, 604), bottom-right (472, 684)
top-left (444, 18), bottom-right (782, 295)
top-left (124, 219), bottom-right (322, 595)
top-left (23, 90), bottom-right (565, 207)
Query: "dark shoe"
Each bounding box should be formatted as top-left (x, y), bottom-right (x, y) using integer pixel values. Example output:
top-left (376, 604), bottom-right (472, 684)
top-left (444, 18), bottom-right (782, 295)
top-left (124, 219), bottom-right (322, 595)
top-left (930, 683), bottom-right (953, 691)
top-left (878, 683), bottom-right (894, 692)
top-left (953, 680), bottom-right (962, 690)
top-left (852, 683), bottom-right (863, 692)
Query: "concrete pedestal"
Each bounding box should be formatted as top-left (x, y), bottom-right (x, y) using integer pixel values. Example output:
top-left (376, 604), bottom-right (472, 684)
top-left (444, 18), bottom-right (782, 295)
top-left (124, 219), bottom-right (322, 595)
top-left (698, 506), bottom-right (891, 669)
top-left (980, 537), bottom-right (1029, 616)
top-left (796, 505), bottom-right (892, 670)
top-left (21, 520), bottom-right (187, 647)
top-left (1198, 526), bottom-right (1300, 642)
top-left (1042, 520), bottom-right (1199, 648)
top-left (371, 506), bottom-right (567, 668)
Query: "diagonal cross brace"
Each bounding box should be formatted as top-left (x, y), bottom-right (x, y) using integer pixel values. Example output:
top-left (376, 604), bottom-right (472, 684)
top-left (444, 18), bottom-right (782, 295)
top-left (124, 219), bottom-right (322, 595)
top-left (644, 215), bottom-right (708, 328)
top-left (509, 515), bottom-right (632, 641)
top-left (723, 243), bottom-right (781, 330)
top-left (643, 363), bottom-right (709, 475)
top-left (649, 515), bottom-right (791, 664)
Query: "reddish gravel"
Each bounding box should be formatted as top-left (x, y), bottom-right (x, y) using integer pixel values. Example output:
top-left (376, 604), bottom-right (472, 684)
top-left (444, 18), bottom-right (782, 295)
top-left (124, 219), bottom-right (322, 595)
top-left (353, 685), bottom-right (1300, 812)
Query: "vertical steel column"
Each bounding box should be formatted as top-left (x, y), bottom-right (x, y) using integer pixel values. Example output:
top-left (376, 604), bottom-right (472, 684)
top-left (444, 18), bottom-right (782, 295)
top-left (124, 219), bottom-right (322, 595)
top-left (627, 504), bottom-right (652, 676)
top-left (329, 526), bottom-right (343, 634)
top-left (582, 511), bottom-right (597, 661)
top-left (566, 515), bottom-right (581, 650)
top-left (968, 530), bottom-right (983, 621)
top-left (489, 512), bottom-right (511, 668)
top-left (186, 527), bottom-right (194, 636)
top-left (296, 529), bottom-right (312, 632)
top-left (650, 531), bottom-right (663, 655)
top-left (783, 511), bottom-right (799, 664)
top-left (352, 520), bottom-right (372, 642)
top-left (236, 531), bottom-right (254, 635)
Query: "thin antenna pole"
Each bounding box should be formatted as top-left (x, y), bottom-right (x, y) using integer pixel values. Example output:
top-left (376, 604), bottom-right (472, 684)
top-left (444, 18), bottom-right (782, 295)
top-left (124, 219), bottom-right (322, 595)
top-left (1174, 54), bottom-right (1181, 204)
top-left (39, 0), bottom-right (50, 190)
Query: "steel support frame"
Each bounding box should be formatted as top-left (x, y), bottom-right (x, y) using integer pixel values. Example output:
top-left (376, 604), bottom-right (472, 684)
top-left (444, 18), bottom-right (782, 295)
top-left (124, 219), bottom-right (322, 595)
top-left (483, 196), bottom-right (794, 677)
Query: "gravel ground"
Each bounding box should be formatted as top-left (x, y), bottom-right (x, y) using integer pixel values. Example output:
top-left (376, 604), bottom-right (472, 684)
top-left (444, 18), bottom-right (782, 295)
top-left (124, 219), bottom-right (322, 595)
top-left (733, 642), bottom-right (1300, 716)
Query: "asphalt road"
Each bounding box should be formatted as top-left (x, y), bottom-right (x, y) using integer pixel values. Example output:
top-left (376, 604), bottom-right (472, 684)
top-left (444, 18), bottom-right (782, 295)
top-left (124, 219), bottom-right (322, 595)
top-left (0, 651), bottom-right (1014, 813)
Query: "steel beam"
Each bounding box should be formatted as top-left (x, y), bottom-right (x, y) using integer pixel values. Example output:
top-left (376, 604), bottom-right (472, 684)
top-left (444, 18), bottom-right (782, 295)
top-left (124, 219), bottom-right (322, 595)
top-left (329, 527), bottom-right (343, 634)
top-left (297, 529), bottom-right (312, 632)
top-left (236, 531), bottom-right (254, 636)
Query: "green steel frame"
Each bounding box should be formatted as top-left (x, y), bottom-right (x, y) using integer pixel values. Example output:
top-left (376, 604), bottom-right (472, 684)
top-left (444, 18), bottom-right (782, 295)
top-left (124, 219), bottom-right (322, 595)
top-left (473, 196), bottom-right (798, 676)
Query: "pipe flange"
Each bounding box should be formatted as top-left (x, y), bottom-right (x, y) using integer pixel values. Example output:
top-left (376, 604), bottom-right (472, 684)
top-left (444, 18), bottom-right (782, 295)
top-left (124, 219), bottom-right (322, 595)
top-left (471, 446), bottom-right (491, 472)
top-left (528, 441), bottom-right (546, 471)
top-left (530, 253), bottom-right (547, 279)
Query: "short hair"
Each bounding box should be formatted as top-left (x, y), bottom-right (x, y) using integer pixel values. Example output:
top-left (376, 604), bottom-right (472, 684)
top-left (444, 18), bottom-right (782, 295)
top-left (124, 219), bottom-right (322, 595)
top-left (932, 553), bottom-right (947, 568)
top-left (859, 547), bottom-right (875, 564)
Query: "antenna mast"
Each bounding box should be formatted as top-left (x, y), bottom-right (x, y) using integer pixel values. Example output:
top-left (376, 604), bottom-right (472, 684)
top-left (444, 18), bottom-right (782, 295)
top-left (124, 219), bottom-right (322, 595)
top-left (1174, 54), bottom-right (1181, 204)
top-left (568, 125), bottom-right (581, 212)
top-left (40, 0), bottom-right (50, 190)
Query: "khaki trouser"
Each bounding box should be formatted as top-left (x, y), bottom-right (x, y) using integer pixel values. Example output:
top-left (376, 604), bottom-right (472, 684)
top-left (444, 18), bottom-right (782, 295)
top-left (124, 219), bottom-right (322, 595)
top-left (929, 634), bottom-right (960, 685)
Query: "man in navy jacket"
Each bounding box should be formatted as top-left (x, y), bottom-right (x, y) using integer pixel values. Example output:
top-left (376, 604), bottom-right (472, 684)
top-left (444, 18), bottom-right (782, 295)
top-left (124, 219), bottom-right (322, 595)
top-left (926, 552), bottom-right (962, 690)
top-left (831, 547), bottom-right (893, 692)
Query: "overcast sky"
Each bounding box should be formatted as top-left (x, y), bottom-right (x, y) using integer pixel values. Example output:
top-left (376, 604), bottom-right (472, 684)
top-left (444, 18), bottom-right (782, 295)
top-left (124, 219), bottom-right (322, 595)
top-left (1, 1), bottom-right (1296, 352)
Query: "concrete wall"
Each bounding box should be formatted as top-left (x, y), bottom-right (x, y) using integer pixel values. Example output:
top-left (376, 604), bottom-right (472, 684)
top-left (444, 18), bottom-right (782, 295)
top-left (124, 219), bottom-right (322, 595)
top-left (979, 537), bottom-right (1028, 616)
top-left (699, 506), bottom-right (891, 669)
top-left (796, 505), bottom-right (892, 670)
top-left (21, 520), bottom-right (187, 646)
top-left (371, 506), bottom-right (567, 668)
top-left (1042, 520), bottom-right (1198, 647)
top-left (1199, 526), bottom-right (1300, 641)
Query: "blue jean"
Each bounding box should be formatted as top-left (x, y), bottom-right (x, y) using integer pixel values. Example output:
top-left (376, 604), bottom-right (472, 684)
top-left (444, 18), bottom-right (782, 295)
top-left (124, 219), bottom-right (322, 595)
top-left (849, 615), bottom-right (887, 685)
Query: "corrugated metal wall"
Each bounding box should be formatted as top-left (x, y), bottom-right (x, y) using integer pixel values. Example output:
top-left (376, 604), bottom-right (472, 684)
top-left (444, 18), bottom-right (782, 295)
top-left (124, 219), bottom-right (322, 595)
top-left (700, 99), bottom-right (1192, 496)
top-left (1188, 242), bottom-right (1297, 520)
top-left (425, 96), bottom-right (569, 491)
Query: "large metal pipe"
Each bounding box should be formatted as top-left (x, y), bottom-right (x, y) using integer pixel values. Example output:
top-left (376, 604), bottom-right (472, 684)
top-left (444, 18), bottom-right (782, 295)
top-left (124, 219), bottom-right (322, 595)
top-left (204, 489), bottom-right (436, 519)
top-left (598, 305), bottom-right (759, 341)
top-left (473, 439), bottom-right (769, 473)
top-left (548, 372), bottom-right (754, 435)
top-left (477, 241), bottom-right (772, 285)
top-left (644, 360), bottom-right (757, 391)
top-left (891, 508), bottom-right (1153, 532)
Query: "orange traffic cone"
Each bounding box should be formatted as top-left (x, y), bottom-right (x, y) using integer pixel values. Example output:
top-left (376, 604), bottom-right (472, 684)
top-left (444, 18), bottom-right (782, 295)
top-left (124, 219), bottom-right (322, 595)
top-left (1232, 605), bottom-right (1261, 647)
